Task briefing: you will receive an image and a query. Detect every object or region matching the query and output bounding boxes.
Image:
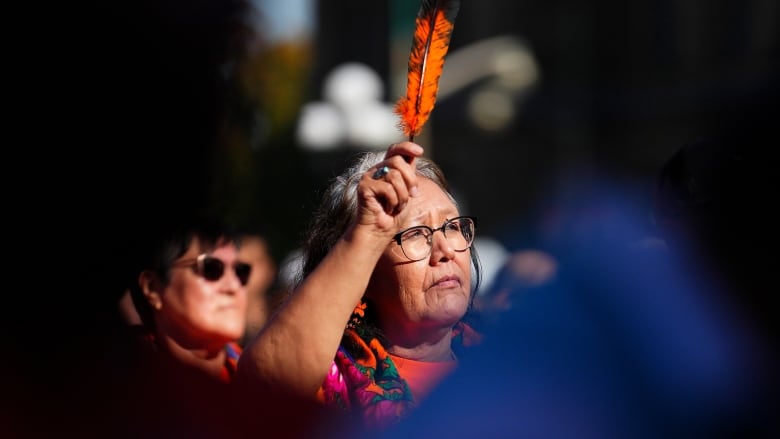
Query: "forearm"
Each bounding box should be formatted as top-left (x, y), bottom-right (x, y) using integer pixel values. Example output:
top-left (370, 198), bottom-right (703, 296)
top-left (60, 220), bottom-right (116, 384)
top-left (236, 225), bottom-right (389, 396)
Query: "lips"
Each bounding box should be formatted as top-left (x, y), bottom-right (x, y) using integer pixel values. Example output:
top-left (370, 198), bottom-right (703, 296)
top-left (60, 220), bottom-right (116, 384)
top-left (431, 275), bottom-right (461, 289)
top-left (216, 304), bottom-right (240, 311)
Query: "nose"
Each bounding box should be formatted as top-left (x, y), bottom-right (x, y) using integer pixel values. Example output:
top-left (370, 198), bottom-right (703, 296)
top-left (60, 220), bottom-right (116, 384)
top-left (429, 230), bottom-right (456, 263)
top-left (220, 267), bottom-right (245, 295)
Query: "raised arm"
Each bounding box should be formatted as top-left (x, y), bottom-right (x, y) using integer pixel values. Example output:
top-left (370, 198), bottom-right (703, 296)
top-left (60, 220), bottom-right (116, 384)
top-left (236, 142), bottom-right (424, 397)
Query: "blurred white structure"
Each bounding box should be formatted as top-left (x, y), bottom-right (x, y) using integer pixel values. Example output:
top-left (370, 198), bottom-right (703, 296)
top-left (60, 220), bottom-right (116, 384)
top-left (435, 35), bottom-right (539, 133)
top-left (296, 103), bottom-right (347, 150)
top-left (473, 236), bottom-right (511, 293)
top-left (297, 62), bottom-right (404, 151)
top-left (297, 35), bottom-right (540, 151)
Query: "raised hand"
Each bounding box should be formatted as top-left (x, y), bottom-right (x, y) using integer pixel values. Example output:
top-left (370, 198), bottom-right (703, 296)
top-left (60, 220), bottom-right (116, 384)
top-left (355, 142), bottom-right (424, 234)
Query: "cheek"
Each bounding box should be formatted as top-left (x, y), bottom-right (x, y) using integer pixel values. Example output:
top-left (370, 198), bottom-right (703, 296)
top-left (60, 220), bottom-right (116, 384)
top-left (392, 264), bottom-right (428, 309)
top-left (234, 289), bottom-right (249, 309)
top-left (457, 253), bottom-right (473, 287)
top-left (397, 265), bottom-right (425, 292)
top-left (367, 256), bottom-right (412, 303)
top-left (163, 276), bottom-right (189, 304)
top-left (167, 279), bottom-right (212, 314)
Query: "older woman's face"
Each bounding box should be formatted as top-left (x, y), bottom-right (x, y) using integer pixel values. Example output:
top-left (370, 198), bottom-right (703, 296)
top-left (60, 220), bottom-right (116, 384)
top-left (156, 238), bottom-right (249, 349)
top-left (367, 178), bottom-right (472, 332)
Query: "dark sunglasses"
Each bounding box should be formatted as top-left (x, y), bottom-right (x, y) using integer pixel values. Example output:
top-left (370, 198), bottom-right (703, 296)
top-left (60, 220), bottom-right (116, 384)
top-left (173, 254), bottom-right (252, 286)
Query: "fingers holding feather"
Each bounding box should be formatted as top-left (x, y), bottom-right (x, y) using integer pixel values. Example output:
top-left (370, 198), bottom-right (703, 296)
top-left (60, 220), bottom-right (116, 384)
top-left (384, 142), bottom-right (423, 197)
top-left (355, 142), bottom-right (422, 230)
top-left (385, 141), bottom-right (424, 163)
top-left (365, 162), bottom-right (409, 215)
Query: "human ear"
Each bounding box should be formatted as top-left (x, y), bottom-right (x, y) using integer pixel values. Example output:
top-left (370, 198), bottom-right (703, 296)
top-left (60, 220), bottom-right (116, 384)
top-left (139, 270), bottom-right (163, 311)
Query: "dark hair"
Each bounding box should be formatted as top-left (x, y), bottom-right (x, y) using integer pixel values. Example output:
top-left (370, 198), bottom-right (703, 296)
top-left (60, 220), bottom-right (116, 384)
top-left (128, 217), bottom-right (242, 331)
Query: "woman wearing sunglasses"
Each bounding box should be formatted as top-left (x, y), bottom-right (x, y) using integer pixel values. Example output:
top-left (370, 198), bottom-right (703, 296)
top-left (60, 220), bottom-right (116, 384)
top-left (236, 142), bottom-right (482, 434)
top-left (122, 219), bottom-right (252, 436)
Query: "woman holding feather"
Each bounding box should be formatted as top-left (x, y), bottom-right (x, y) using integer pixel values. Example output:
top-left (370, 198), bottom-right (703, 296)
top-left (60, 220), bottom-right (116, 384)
top-left (236, 142), bottom-right (482, 431)
top-left (235, 0), bottom-right (473, 432)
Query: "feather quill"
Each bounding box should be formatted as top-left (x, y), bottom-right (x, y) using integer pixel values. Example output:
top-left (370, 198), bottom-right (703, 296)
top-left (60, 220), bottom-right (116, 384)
top-left (394, 0), bottom-right (460, 141)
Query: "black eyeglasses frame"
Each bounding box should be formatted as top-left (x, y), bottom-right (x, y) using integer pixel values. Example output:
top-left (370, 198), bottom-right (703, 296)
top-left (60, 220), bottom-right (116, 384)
top-left (392, 215), bottom-right (478, 262)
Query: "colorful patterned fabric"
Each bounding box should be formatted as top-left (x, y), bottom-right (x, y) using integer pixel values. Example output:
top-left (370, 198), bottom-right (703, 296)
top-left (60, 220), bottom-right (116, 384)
top-left (317, 321), bottom-right (480, 430)
top-left (318, 329), bottom-right (415, 430)
top-left (220, 341), bottom-right (243, 382)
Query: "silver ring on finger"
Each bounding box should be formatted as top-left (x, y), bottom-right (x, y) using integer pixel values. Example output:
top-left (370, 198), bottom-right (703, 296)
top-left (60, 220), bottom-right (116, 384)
top-left (372, 165), bottom-right (390, 180)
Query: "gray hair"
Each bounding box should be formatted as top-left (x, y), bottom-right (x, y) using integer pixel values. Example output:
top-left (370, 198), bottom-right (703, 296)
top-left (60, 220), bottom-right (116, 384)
top-left (297, 151), bottom-right (481, 295)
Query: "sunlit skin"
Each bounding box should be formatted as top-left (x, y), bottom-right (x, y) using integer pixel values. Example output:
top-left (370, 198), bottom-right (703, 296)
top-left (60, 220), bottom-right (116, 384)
top-left (148, 238), bottom-right (249, 356)
top-left (237, 142), bottom-right (473, 395)
top-left (366, 177), bottom-right (472, 358)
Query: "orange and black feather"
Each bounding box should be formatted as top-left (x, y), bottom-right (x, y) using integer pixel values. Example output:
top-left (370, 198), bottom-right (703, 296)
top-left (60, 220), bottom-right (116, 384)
top-left (394, 0), bottom-right (460, 141)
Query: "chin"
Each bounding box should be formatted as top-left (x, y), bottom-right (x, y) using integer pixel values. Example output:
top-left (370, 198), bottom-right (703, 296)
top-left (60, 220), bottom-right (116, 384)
top-left (212, 325), bottom-right (244, 342)
top-left (436, 297), bottom-right (470, 323)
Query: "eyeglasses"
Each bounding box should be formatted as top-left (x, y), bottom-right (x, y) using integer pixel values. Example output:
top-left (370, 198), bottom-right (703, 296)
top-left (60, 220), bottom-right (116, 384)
top-left (172, 254), bottom-right (252, 286)
top-left (392, 216), bottom-right (477, 262)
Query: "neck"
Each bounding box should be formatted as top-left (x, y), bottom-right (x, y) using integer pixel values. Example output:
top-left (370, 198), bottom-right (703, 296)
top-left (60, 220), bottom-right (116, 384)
top-left (385, 326), bottom-right (456, 362)
top-left (157, 332), bottom-right (228, 380)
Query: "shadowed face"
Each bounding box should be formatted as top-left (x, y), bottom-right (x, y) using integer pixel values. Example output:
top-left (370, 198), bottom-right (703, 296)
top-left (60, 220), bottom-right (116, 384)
top-left (154, 237), bottom-right (249, 350)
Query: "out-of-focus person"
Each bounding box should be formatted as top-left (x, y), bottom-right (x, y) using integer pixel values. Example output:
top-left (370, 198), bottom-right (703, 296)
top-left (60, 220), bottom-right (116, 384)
top-left (120, 218), bottom-right (251, 436)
